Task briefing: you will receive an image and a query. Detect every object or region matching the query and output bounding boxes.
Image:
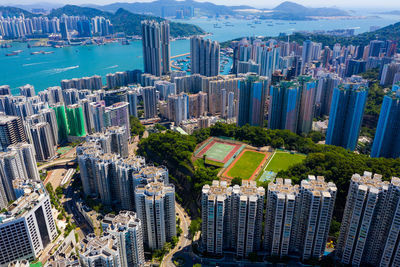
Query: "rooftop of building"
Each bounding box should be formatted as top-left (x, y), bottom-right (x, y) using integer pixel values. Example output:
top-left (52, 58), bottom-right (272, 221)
top-left (0, 114), bottom-right (19, 124)
top-left (135, 180), bottom-right (174, 198)
top-left (80, 233), bottom-right (118, 259)
top-left (0, 180), bottom-right (47, 224)
top-left (202, 180), bottom-right (232, 197)
top-left (351, 171), bottom-right (389, 190)
top-left (301, 175), bottom-right (337, 196)
top-left (268, 178), bottom-right (300, 195)
top-left (102, 210), bottom-right (141, 232)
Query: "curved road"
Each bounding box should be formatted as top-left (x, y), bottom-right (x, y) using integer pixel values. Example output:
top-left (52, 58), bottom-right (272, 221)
top-left (161, 203), bottom-right (191, 267)
top-left (38, 157), bottom-right (75, 171)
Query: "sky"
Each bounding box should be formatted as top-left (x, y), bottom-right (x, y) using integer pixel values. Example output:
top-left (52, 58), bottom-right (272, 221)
top-left (2, 0), bottom-right (400, 9)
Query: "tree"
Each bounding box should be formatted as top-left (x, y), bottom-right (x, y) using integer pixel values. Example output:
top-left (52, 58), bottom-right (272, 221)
top-left (189, 218), bottom-right (201, 237)
top-left (230, 177), bottom-right (242, 186)
top-left (130, 116), bottom-right (145, 138)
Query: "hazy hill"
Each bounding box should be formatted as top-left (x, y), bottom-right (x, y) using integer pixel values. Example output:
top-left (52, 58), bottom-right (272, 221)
top-left (264, 1), bottom-right (349, 20)
top-left (0, 6), bottom-right (38, 18)
top-left (86, 0), bottom-right (254, 17)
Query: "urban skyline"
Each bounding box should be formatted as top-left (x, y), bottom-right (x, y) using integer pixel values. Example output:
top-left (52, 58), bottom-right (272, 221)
top-left (1, 1), bottom-right (400, 265)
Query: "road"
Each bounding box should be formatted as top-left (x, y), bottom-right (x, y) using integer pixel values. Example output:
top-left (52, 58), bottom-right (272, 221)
top-left (39, 157), bottom-right (76, 171)
top-left (161, 203), bottom-right (191, 267)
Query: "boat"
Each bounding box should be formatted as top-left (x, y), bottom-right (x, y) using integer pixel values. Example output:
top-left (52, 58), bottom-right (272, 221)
top-left (254, 20), bottom-right (261, 24)
top-left (289, 22), bottom-right (297, 24)
top-left (276, 22), bottom-right (284, 25)
top-left (267, 24), bottom-right (273, 26)
top-left (213, 23), bottom-right (222, 28)
top-left (6, 52), bottom-right (18, 56)
top-left (43, 51), bottom-right (54, 54)
top-left (31, 51), bottom-right (41, 55)
top-left (250, 25), bottom-right (256, 28)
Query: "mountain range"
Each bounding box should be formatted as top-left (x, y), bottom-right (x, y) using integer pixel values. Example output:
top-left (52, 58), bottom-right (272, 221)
top-left (3, 1), bottom-right (350, 20)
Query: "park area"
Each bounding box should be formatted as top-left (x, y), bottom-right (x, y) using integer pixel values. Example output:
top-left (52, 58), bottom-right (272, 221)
top-left (258, 151), bottom-right (306, 182)
top-left (223, 150), bottom-right (270, 180)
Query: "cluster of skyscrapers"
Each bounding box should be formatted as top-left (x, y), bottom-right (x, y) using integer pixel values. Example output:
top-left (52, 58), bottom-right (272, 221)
top-left (202, 177), bottom-right (336, 261)
top-left (77, 129), bottom-right (176, 251)
top-left (0, 13), bottom-right (112, 39)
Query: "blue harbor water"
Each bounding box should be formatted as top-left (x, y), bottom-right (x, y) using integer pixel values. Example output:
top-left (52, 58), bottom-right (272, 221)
top-left (1, 16), bottom-right (399, 93)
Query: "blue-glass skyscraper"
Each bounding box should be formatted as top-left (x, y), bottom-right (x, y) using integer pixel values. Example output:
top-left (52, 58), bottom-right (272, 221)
top-left (326, 83), bottom-right (368, 151)
top-left (371, 87), bottom-right (400, 158)
top-left (268, 81), bottom-right (300, 133)
top-left (237, 74), bottom-right (268, 127)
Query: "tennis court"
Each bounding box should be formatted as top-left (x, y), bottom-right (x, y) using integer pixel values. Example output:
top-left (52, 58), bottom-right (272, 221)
top-left (204, 142), bottom-right (236, 162)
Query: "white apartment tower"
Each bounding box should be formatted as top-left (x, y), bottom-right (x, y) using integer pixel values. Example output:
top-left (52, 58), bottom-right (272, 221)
top-left (231, 181), bottom-right (265, 257)
top-left (0, 181), bottom-right (57, 266)
top-left (134, 180), bottom-right (176, 250)
top-left (264, 178), bottom-right (300, 257)
top-left (201, 180), bottom-right (232, 255)
top-left (264, 176), bottom-right (336, 260)
top-left (336, 172), bottom-right (400, 267)
top-left (201, 180), bottom-right (265, 257)
top-left (102, 211), bottom-right (145, 267)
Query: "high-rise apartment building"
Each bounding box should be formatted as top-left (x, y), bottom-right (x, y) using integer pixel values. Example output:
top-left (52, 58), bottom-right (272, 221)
top-left (202, 180), bottom-right (265, 257)
top-left (190, 36), bottom-right (220, 77)
top-left (237, 74), bottom-right (268, 127)
top-left (0, 115), bottom-right (27, 150)
top-left (371, 88), bottom-right (400, 158)
top-left (66, 104), bottom-right (86, 137)
top-left (135, 180), bottom-right (175, 250)
top-left (231, 181), bottom-right (265, 257)
top-left (30, 122), bottom-right (56, 161)
top-left (141, 20), bottom-right (170, 76)
top-left (79, 233), bottom-right (119, 267)
top-left (326, 82), bottom-right (368, 151)
top-left (268, 81), bottom-right (300, 132)
top-left (51, 103), bottom-right (69, 143)
top-left (104, 102), bottom-right (130, 140)
top-left (335, 172), bottom-right (400, 267)
top-left (19, 84), bottom-right (35, 97)
top-left (0, 181), bottom-right (57, 266)
top-left (264, 176), bottom-right (336, 260)
top-left (127, 90), bottom-right (139, 118)
top-left (142, 87), bottom-right (158, 119)
top-left (102, 211), bottom-right (145, 267)
top-left (167, 93), bottom-right (188, 124)
top-left (297, 76), bottom-right (317, 134)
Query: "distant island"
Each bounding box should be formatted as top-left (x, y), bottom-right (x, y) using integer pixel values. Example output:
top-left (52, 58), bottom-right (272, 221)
top-left (0, 5), bottom-right (205, 38)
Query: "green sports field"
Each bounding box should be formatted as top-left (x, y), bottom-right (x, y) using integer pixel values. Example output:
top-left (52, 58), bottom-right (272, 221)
top-left (204, 142), bottom-right (236, 162)
top-left (265, 152), bottom-right (306, 173)
top-left (226, 151), bottom-right (266, 179)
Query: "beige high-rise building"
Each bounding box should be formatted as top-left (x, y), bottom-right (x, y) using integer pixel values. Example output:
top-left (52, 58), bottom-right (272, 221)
top-left (102, 211), bottom-right (145, 267)
top-left (135, 180), bottom-right (176, 250)
top-left (201, 180), bottom-right (265, 257)
top-left (264, 176), bottom-right (336, 260)
top-left (336, 172), bottom-right (400, 267)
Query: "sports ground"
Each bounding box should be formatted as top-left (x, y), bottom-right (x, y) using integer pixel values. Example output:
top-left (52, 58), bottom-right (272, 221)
top-left (194, 137), bottom-right (244, 166)
top-left (223, 150), bottom-right (271, 180)
top-left (258, 151), bottom-right (306, 182)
